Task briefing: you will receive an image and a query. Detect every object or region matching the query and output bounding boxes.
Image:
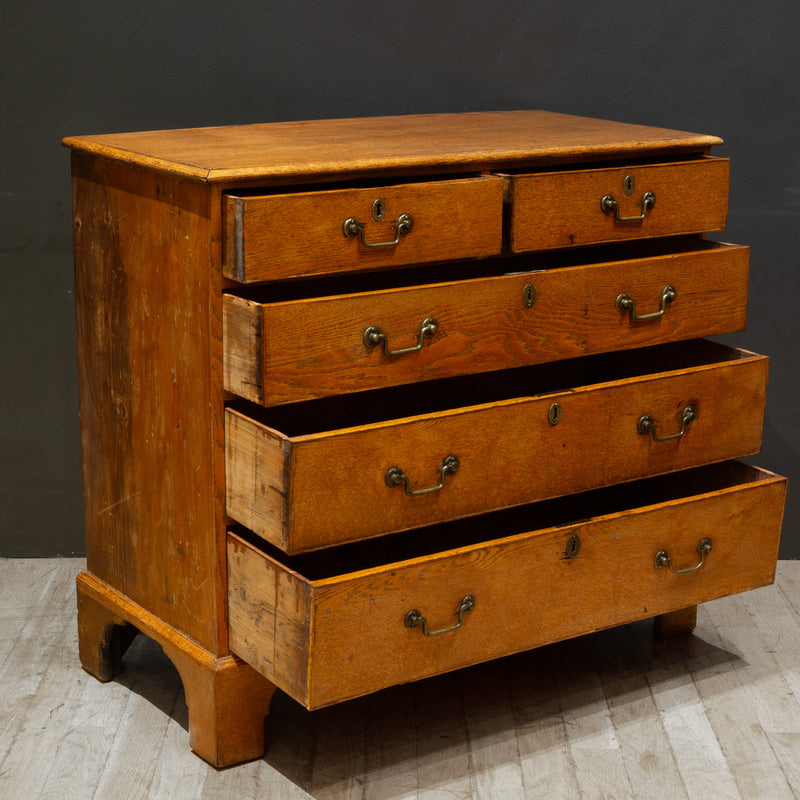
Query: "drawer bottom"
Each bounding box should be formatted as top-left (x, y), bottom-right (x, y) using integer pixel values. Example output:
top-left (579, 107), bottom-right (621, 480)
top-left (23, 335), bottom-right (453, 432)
top-left (227, 461), bottom-right (785, 709)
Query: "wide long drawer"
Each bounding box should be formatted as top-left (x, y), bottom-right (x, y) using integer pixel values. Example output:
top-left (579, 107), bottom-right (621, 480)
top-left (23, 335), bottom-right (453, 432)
top-left (225, 340), bottom-right (768, 553)
top-left (224, 240), bottom-right (749, 406)
top-left (227, 461), bottom-right (786, 709)
top-left (223, 176), bottom-right (504, 283)
top-left (508, 157), bottom-right (729, 252)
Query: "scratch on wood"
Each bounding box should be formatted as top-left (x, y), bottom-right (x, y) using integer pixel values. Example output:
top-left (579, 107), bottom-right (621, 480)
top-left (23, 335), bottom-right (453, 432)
top-left (99, 491), bottom-right (142, 516)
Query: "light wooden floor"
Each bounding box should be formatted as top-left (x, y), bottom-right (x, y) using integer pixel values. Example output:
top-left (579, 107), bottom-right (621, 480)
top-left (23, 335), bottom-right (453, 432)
top-left (1, 559), bottom-right (799, 799)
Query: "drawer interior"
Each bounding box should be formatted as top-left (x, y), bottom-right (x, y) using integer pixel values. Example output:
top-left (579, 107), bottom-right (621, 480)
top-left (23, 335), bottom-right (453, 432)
top-left (496, 153), bottom-right (715, 176)
top-left (228, 458), bottom-right (785, 709)
top-left (226, 236), bottom-right (729, 303)
top-left (230, 461), bottom-right (773, 581)
top-left (226, 338), bottom-right (754, 437)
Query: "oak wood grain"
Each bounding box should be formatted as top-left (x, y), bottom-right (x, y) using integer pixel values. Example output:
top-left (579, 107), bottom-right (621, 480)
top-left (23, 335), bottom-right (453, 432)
top-left (225, 343), bottom-right (768, 552)
top-left (63, 110), bottom-right (782, 770)
top-left (226, 538), bottom-right (312, 701)
top-left (224, 241), bottom-right (749, 406)
top-left (509, 157), bottom-right (730, 252)
top-left (62, 110), bottom-right (723, 185)
top-left (71, 153), bottom-right (227, 654)
top-left (77, 571), bottom-right (277, 767)
top-left (226, 464), bottom-right (786, 708)
top-left (224, 177), bottom-right (504, 282)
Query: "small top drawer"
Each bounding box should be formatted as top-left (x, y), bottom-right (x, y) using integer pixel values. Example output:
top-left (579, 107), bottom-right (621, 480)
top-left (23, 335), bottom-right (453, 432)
top-left (508, 157), bottom-right (729, 252)
top-left (223, 176), bottom-right (504, 283)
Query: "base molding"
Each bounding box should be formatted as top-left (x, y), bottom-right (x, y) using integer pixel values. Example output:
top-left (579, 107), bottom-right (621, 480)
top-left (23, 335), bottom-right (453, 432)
top-left (76, 570), bottom-right (276, 767)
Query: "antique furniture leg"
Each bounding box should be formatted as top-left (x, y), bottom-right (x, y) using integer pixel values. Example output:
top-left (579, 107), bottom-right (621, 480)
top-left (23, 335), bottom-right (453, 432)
top-left (654, 605), bottom-right (698, 639)
top-left (76, 570), bottom-right (277, 767)
top-left (76, 577), bottom-right (137, 682)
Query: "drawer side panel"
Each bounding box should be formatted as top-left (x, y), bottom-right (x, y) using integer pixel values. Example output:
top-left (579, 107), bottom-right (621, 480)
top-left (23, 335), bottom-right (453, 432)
top-left (223, 295), bottom-right (265, 404)
top-left (225, 410), bottom-right (290, 549)
top-left (227, 533), bottom-right (313, 704)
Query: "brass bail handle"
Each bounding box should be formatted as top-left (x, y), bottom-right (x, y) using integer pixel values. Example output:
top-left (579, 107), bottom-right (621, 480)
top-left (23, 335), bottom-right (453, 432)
top-left (638, 405), bottom-right (697, 442)
top-left (385, 454), bottom-right (459, 497)
top-left (601, 191), bottom-right (656, 222)
top-left (405, 595), bottom-right (476, 637)
top-left (654, 538), bottom-right (712, 575)
top-left (343, 212), bottom-right (414, 248)
top-left (364, 317), bottom-right (438, 356)
top-left (617, 286), bottom-right (676, 321)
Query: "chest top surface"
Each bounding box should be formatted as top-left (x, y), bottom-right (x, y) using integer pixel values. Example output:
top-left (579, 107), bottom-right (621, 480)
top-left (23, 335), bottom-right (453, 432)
top-left (62, 110), bottom-right (722, 184)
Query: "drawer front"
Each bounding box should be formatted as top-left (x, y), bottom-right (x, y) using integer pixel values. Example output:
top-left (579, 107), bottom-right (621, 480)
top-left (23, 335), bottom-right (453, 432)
top-left (227, 463), bottom-right (786, 708)
top-left (509, 158), bottom-right (729, 252)
top-left (223, 177), bottom-right (504, 283)
top-left (224, 242), bottom-right (749, 406)
top-left (225, 342), bottom-right (768, 553)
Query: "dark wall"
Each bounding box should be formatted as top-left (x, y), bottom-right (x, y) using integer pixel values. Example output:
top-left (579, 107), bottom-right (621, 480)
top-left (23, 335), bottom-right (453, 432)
top-left (2, 1), bottom-right (798, 556)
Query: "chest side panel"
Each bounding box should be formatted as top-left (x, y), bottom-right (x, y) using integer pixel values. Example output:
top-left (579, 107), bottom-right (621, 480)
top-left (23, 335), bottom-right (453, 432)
top-left (72, 153), bottom-right (226, 653)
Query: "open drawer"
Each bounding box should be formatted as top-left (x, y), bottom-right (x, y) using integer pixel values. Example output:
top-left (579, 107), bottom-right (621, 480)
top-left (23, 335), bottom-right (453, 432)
top-left (227, 461), bottom-right (786, 709)
top-left (225, 340), bottom-right (768, 553)
top-left (507, 157), bottom-right (729, 252)
top-left (224, 239), bottom-right (749, 406)
top-left (223, 176), bottom-right (504, 283)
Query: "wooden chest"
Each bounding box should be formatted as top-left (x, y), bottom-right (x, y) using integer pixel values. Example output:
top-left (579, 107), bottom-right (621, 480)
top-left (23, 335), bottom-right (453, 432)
top-left (64, 110), bottom-right (786, 767)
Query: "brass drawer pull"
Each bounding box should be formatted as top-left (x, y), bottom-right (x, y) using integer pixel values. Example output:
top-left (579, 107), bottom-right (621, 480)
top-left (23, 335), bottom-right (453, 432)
top-left (638, 405), bottom-right (696, 442)
top-left (405, 594), bottom-right (475, 637)
top-left (343, 213), bottom-right (414, 248)
top-left (616, 285), bottom-right (676, 321)
top-left (385, 454), bottom-right (459, 497)
top-left (601, 191), bottom-right (656, 222)
top-left (655, 537), bottom-right (712, 575)
top-left (364, 317), bottom-right (438, 356)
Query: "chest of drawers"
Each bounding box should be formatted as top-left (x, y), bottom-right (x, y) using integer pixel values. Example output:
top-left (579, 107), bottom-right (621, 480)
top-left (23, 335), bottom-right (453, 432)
top-left (64, 111), bottom-right (786, 767)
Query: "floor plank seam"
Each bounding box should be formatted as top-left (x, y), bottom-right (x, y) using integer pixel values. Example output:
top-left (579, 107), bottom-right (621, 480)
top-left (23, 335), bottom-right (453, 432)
top-left (2, 559), bottom-right (800, 799)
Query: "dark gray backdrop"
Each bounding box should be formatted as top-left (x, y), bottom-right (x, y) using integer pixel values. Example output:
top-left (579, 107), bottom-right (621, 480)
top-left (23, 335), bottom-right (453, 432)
top-left (2, 1), bottom-right (798, 557)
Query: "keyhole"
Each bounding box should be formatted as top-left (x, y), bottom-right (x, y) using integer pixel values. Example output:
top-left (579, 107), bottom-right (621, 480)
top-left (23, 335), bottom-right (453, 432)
top-left (548, 402), bottom-right (562, 426)
top-left (623, 175), bottom-right (635, 196)
top-left (523, 283), bottom-right (537, 309)
top-left (566, 534), bottom-right (581, 558)
top-left (372, 199), bottom-right (386, 222)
